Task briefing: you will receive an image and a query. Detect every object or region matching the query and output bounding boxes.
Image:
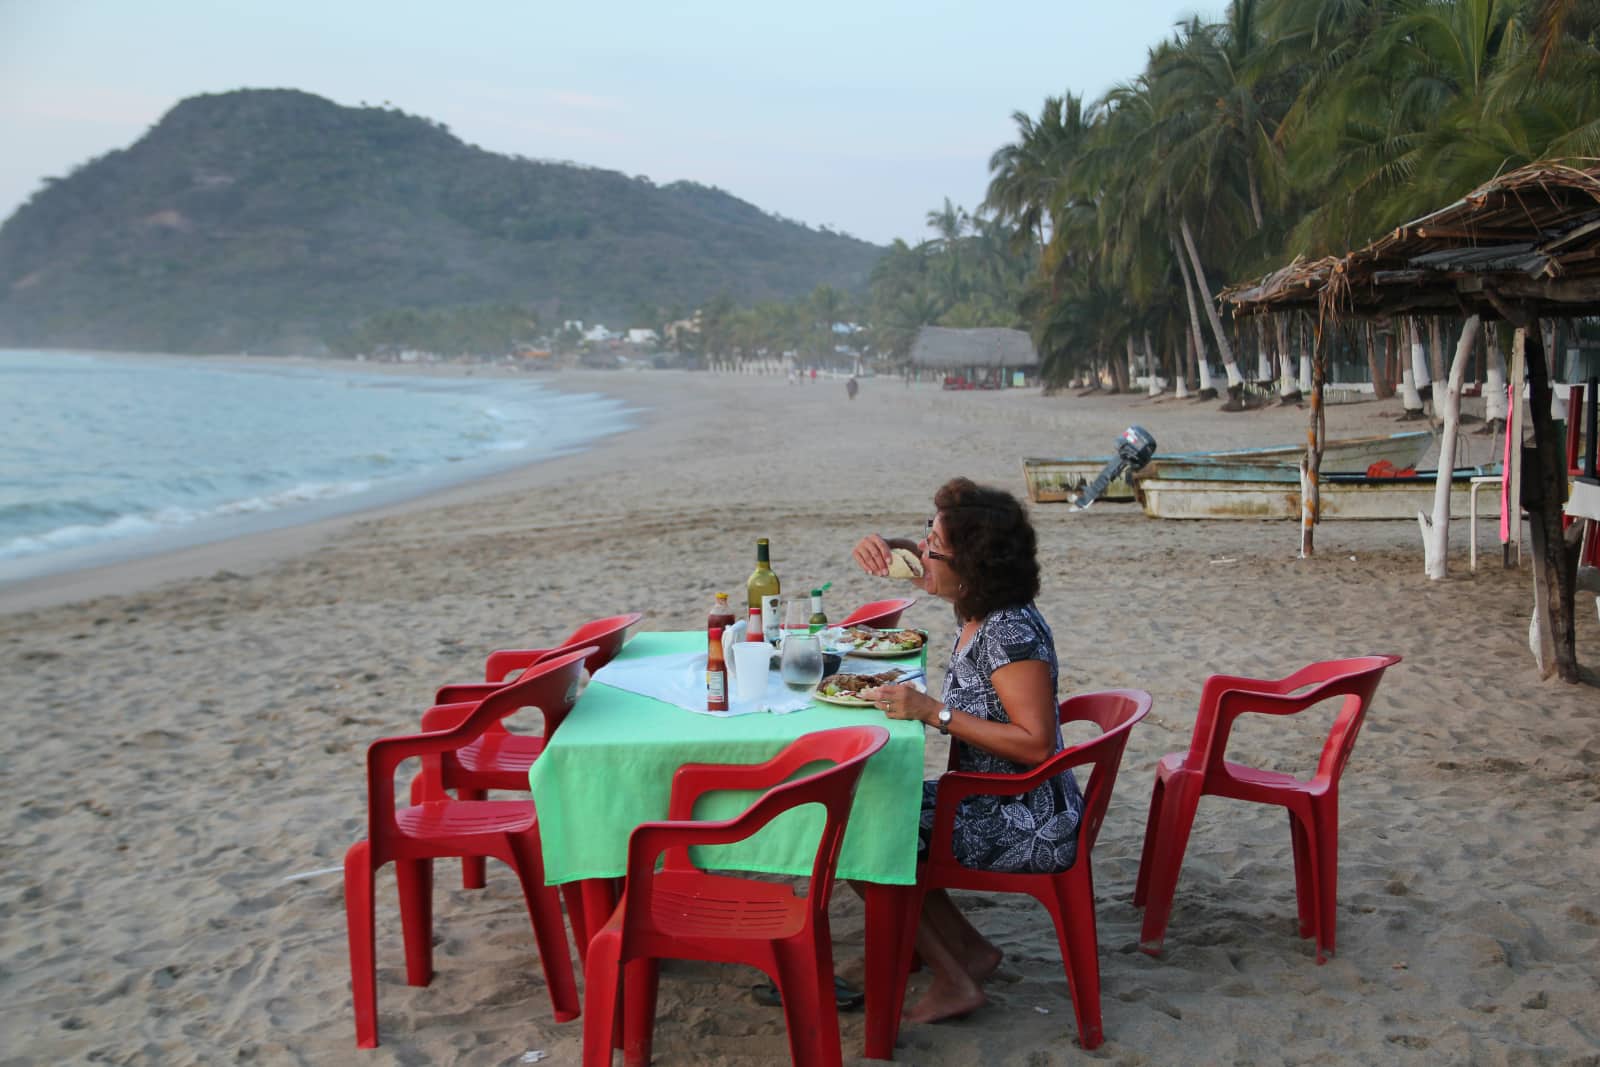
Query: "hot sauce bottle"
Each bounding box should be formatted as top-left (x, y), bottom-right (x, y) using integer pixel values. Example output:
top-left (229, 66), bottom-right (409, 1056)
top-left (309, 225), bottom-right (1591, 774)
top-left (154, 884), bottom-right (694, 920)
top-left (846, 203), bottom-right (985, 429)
top-left (707, 626), bottom-right (729, 712)
top-left (708, 591), bottom-right (736, 633)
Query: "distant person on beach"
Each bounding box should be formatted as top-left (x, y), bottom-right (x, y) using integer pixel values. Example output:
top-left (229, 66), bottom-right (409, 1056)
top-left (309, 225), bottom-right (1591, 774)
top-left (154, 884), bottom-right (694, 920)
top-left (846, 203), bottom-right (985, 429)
top-left (809, 367), bottom-right (817, 383)
top-left (852, 477), bottom-right (1078, 1023)
top-left (846, 375), bottom-right (859, 401)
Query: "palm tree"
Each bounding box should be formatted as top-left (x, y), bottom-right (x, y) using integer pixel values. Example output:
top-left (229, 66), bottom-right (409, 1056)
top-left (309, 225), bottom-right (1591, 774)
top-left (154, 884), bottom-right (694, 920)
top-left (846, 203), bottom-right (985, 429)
top-left (985, 94), bottom-right (1092, 251)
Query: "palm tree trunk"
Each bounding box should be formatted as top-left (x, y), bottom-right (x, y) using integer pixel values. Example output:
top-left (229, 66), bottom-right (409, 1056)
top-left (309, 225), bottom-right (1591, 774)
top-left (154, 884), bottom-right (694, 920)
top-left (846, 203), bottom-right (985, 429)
top-left (1179, 216), bottom-right (1243, 393)
top-left (1484, 324), bottom-right (1508, 433)
top-left (1427, 317), bottom-right (1448, 413)
top-left (1144, 330), bottom-right (1162, 396)
top-left (1185, 321), bottom-right (1199, 394)
top-left (1171, 323), bottom-right (1189, 399)
top-left (1419, 315), bottom-right (1480, 579)
top-left (1400, 318), bottom-right (1426, 416)
top-left (1171, 229), bottom-right (1216, 398)
top-left (1371, 323), bottom-right (1396, 400)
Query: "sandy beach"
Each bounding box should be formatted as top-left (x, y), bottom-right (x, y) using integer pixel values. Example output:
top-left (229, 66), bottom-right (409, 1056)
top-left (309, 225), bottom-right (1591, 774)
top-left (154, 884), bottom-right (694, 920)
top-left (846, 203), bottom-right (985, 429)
top-left (5, 366), bottom-right (1597, 1066)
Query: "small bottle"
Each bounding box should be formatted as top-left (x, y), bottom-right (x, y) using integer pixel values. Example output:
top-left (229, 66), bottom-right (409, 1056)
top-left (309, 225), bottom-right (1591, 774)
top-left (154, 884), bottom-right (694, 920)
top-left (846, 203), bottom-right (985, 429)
top-left (708, 592), bottom-right (736, 633)
top-left (746, 538), bottom-right (781, 643)
top-left (707, 626), bottom-right (729, 711)
top-left (808, 588), bottom-right (828, 633)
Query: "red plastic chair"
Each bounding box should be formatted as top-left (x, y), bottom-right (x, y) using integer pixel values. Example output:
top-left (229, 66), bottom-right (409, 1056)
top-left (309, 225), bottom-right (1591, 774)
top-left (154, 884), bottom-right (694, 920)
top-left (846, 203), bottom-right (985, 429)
top-left (887, 689), bottom-right (1151, 1051)
top-left (836, 597), bottom-right (917, 629)
top-left (581, 725), bottom-right (890, 1067)
top-left (420, 612), bottom-right (642, 890)
top-left (343, 646), bottom-right (595, 1048)
top-left (1132, 655), bottom-right (1400, 964)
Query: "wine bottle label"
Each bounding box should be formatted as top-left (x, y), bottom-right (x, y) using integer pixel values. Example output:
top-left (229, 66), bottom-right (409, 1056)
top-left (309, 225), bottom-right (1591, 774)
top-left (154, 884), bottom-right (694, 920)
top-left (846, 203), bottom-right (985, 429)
top-left (761, 595), bottom-right (781, 642)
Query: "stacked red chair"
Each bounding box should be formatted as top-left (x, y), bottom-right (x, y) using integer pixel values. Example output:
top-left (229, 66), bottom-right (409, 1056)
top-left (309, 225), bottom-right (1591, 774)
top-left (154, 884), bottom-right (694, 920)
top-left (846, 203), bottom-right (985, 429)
top-left (420, 612), bottom-right (642, 891)
top-left (581, 725), bottom-right (889, 1067)
top-left (887, 689), bottom-right (1151, 1051)
top-left (343, 646), bottom-right (596, 1048)
top-left (1133, 655), bottom-right (1401, 963)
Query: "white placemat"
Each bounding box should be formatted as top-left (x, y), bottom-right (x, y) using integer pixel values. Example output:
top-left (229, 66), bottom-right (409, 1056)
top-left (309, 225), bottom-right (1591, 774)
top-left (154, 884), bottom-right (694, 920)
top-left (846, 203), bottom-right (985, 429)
top-left (590, 651), bottom-right (814, 717)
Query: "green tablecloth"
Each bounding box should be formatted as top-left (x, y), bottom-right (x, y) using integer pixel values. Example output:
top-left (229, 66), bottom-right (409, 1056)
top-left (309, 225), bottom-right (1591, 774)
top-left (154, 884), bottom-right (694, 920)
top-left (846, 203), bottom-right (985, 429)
top-left (529, 631), bottom-right (926, 886)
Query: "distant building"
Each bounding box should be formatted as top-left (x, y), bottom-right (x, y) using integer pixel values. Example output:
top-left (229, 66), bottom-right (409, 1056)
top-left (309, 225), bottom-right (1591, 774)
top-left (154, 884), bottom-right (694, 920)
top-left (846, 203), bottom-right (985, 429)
top-left (582, 324), bottom-right (614, 342)
top-left (627, 328), bottom-right (659, 346)
top-left (909, 326), bottom-right (1038, 387)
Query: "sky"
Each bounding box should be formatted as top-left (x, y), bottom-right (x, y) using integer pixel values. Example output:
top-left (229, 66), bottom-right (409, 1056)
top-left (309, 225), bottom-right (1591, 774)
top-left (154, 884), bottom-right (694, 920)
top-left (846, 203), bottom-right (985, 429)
top-left (0, 0), bottom-right (1215, 247)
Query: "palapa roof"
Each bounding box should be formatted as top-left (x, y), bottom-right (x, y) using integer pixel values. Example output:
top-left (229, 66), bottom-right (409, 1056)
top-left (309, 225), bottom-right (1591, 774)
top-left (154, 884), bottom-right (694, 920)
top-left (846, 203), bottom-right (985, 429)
top-left (909, 326), bottom-right (1038, 368)
top-left (1223, 160), bottom-right (1600, 321)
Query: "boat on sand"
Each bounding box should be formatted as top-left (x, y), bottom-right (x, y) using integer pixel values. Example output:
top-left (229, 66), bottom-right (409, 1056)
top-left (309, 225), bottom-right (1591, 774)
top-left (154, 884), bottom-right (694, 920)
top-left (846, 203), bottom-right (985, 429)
top-left (1021, 430), bottom-right (1434, 504)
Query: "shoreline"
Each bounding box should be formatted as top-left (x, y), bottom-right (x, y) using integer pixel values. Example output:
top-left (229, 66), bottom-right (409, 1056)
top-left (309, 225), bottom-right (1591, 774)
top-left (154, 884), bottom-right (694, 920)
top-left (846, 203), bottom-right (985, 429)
top-left (0, 359), bottom-right (662, 614)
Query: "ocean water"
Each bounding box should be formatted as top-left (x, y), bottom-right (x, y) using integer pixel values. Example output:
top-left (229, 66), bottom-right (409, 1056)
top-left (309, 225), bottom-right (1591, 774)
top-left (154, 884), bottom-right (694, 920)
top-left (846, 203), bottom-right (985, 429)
top-left (0, 350), bottom-right (635, 581)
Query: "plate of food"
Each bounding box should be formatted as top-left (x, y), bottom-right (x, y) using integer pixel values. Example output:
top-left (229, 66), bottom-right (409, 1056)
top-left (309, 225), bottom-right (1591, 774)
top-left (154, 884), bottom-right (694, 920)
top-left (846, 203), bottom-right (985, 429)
top-left (818, 626), bottom-right (927, 658)
top-left (813, 669), bottom-right (923, 707)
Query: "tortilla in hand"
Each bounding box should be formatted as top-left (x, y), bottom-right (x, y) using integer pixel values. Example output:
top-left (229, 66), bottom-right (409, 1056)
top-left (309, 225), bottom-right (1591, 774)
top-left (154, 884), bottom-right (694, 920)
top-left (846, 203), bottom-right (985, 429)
top-left (887, 547), bottom-right (924, 580)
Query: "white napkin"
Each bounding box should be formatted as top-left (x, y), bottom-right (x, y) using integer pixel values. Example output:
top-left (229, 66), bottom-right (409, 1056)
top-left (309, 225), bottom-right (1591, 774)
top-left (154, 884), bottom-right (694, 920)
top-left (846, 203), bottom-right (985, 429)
top-left (591, 649), bottom-right (814, 718)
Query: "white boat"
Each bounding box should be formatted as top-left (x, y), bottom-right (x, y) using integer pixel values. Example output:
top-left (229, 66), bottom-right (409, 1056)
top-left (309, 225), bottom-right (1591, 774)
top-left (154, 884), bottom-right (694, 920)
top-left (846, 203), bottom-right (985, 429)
top-left (1136, 466), bottom-right (1502, 521)
top-left (1022, 431), bottom-right (1434, 504)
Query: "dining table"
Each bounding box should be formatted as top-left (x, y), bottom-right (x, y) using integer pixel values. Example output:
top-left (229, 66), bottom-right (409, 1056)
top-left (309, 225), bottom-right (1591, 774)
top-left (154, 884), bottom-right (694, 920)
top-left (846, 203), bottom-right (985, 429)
top-left (527, 629), bottom-right (929, 1062)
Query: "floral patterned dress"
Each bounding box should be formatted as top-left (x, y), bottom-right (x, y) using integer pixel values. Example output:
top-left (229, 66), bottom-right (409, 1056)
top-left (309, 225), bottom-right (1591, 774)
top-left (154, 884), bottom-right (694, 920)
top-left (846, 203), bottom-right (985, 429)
top-left (918, 603), bottom-right (1083, 873)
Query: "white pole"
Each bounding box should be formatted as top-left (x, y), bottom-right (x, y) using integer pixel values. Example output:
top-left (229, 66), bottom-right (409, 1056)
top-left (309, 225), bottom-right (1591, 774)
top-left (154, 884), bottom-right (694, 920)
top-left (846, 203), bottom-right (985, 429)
top-left (1419, 315), bottom-right (1480, 579)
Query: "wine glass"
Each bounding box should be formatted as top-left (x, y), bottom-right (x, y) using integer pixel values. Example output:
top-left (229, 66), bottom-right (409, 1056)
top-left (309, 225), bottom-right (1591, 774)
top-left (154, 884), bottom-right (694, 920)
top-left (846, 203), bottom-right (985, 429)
top-left (783, 597), bottom-right (812, 638)
top-left (779, 631), bottom-right (825, 693)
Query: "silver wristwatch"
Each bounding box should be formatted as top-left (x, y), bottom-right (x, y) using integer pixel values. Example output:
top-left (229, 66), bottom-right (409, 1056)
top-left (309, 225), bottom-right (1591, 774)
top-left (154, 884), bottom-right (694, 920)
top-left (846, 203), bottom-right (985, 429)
top-left (935, 704), bottom-right (952, 735)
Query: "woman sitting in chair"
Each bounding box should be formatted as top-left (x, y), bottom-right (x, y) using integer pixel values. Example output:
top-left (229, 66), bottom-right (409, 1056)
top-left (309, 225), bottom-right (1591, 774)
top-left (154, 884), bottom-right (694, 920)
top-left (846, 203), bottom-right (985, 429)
top-left (852, 476), bottom-right (1080, 1023)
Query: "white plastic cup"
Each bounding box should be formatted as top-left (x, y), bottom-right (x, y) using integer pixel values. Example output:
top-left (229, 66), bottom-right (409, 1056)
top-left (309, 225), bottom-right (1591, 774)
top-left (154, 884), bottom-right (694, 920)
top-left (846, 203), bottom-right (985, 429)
top-left (731, 643), bottom-right (771, 705)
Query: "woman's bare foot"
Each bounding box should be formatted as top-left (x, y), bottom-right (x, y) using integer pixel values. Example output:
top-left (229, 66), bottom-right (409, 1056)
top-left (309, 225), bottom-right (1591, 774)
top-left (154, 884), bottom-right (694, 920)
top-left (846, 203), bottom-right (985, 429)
top-left (905, 979), bottom-right (987, 1024)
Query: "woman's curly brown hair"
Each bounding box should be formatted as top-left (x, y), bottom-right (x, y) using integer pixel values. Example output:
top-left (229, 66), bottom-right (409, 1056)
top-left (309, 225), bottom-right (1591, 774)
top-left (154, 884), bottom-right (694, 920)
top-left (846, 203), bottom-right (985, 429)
top-left (933, 477), bottom-right (1040, 621)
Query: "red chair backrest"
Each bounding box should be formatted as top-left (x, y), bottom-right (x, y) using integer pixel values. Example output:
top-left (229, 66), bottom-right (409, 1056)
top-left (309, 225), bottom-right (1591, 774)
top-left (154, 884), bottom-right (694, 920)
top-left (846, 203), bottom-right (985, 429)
top-left (365, 646), bottom-right (596, 857)
top-left (837, 598), bottom-right (917, 629)
top-left (1186, 655), bottom-right (1401, 787)
top-left (1057, 689), bottom-right (1153, 856)
top-left (545, 612), bottom-right (643, 674)
top-left (620, 725), bottom-right (890, 937)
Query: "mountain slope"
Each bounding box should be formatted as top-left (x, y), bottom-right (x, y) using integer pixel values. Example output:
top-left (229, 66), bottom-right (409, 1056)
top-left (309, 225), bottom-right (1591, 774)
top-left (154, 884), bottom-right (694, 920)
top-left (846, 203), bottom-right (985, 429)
top-left (0, 89), bottom-right (882, 353)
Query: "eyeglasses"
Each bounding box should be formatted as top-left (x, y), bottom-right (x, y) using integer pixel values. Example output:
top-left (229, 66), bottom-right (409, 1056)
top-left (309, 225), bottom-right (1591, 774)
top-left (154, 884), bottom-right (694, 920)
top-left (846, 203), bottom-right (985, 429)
top-left (923, 518), bottom-right (954, 564)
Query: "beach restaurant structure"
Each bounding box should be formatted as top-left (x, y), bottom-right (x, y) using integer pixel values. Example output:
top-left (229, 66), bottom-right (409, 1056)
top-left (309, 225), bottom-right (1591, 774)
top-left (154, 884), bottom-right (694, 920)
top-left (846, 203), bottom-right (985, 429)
top-left (909, 326), bottom-right (1038, 387)
top-left (1223, 161), bottom-right (1600, 684)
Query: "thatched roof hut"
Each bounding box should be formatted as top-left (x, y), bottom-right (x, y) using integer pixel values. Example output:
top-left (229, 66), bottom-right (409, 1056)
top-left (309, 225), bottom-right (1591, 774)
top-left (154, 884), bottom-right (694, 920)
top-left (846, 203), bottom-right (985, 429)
top-left (909, 326), bottom-right (1038, 369)
top-left (1223, 162), bottom-right (1600, 320)
top-left (1220, 159), bottom-right (1600, 683)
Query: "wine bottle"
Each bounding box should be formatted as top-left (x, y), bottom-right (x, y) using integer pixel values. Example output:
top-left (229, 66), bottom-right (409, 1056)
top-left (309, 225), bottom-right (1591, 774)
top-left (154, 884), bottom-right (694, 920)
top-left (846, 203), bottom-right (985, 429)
top-left (707, 626), bottom-right (729, 711)
top-left (808, 588), bottom-right (828, 633)
top-left (746, 538), bottom-right (781, 643)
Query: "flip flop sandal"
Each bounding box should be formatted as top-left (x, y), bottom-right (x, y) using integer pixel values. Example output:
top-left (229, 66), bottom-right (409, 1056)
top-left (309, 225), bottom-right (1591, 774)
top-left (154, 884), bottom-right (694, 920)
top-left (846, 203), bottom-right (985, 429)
top-left (751, 975), bottom-right (864, 1012)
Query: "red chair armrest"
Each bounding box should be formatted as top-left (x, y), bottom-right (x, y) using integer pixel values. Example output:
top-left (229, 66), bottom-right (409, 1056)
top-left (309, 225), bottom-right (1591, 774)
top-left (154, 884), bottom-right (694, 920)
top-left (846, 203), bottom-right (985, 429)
top-left (433, 681), bottom-right (502, 705)
top-left (666, 750), bottom-right (833, 822)
top-left (483, 648), bottom-right (553, 683)
top-left (926, 745), bottom-right (1102, 865)
top-left (419, 700), bottom-right (478, 733)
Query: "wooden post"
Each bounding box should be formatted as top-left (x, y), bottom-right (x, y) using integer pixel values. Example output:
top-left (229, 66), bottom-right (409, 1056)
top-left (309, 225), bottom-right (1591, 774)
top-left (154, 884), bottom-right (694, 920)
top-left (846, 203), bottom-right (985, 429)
top-left (1521, 321), bottom-right (1581, 682)
top-left (1504, 329), bottom-right (1526, 565)
top-left (1303, 318), bottom-right (1327, 557)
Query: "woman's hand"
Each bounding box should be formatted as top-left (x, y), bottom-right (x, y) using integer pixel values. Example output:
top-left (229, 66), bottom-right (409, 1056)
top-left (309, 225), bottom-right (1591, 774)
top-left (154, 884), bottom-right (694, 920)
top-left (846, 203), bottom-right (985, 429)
top-left (852, 534), bottom-right (895, 577)
top-left (863, 683), bottom-right (940, 726)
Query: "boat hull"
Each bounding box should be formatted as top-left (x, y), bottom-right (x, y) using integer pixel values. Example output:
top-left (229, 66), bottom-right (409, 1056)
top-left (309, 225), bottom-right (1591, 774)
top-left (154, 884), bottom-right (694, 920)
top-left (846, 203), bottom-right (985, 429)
top-left (1022, 431), bottom-right (1433, 504)
top-left (1137, 469), bottom-right (1502, 521)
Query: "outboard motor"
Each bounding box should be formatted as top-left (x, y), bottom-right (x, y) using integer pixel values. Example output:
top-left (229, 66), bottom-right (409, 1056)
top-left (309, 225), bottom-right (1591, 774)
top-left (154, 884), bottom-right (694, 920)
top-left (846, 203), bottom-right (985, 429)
top-left (1070, 425), bottom-right (1158, 511)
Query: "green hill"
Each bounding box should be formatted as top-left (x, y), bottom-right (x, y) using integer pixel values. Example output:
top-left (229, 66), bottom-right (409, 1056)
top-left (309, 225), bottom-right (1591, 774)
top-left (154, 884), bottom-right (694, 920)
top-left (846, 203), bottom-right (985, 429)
top-left (0, 88), bottom-right (883, 354)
